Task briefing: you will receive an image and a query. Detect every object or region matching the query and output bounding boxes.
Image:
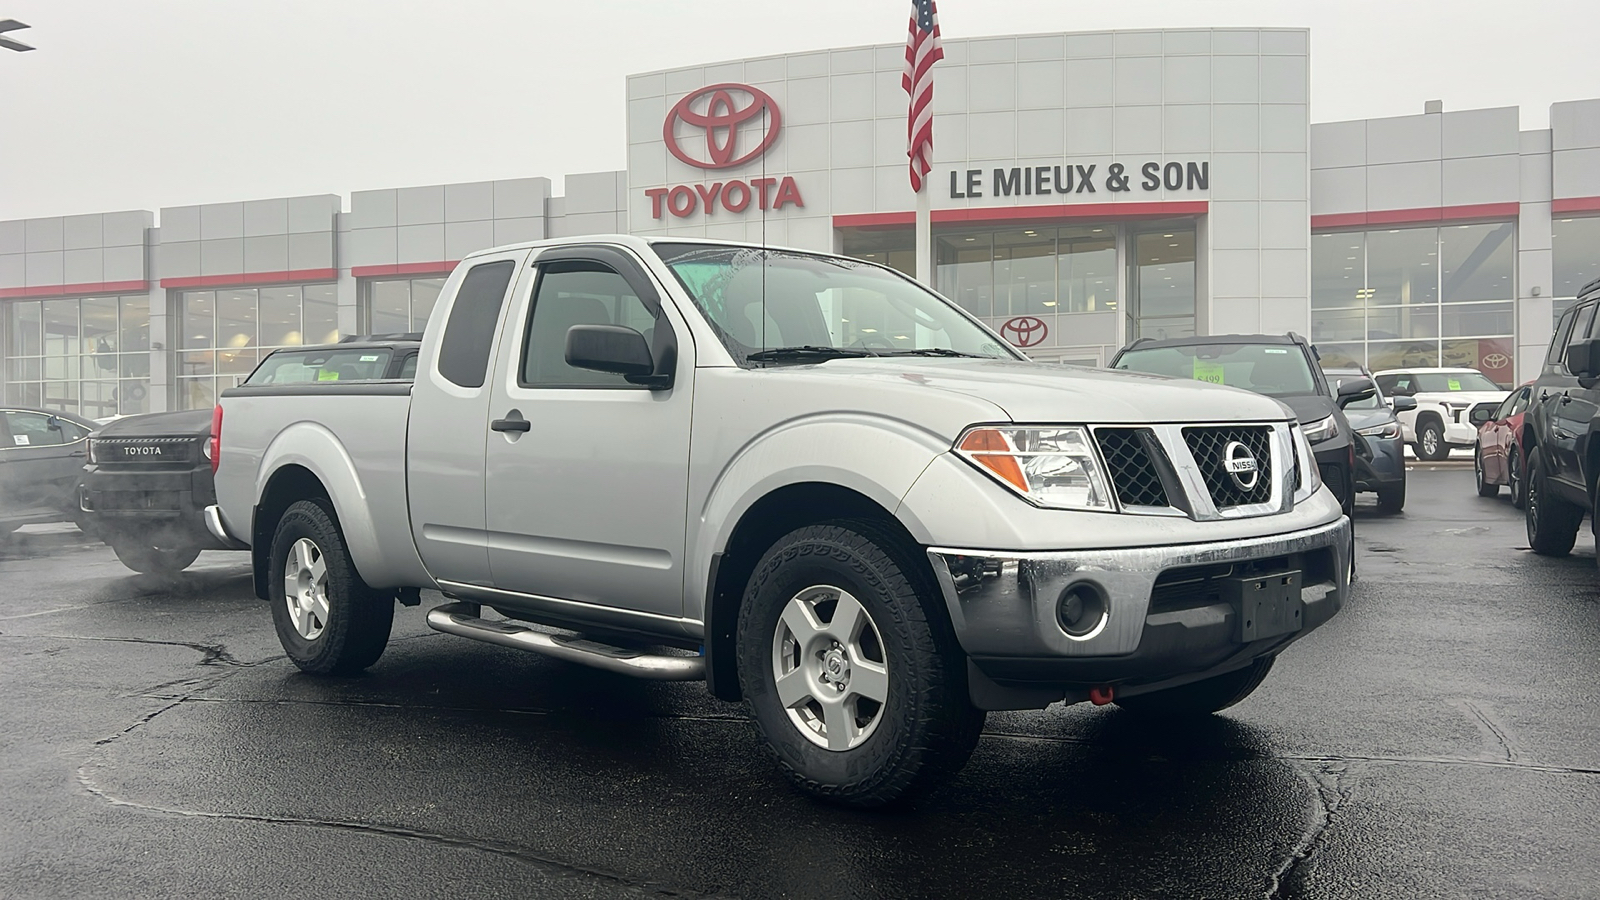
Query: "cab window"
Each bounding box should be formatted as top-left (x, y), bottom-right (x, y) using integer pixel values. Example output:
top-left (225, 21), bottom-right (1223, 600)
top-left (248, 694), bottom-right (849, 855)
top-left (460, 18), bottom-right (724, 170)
top-left (2, 411), bottom-right (84, 448)
top-left (1565, 304), bottom-right (1599, 373)
top-left (520, 262), bottom-right (658, 388)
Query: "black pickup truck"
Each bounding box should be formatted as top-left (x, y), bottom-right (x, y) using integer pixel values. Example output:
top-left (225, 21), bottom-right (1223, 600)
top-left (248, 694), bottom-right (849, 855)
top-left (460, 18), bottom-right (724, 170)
top-left (82, 336), bottom-right (421, 573)
top-left (1524, 277), bottom-right (1600, 559)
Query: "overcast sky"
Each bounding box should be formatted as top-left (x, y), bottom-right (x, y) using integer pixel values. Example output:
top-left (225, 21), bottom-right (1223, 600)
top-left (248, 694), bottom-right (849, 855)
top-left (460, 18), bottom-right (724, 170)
top-left (1, 0), bottom-right (1595, 222)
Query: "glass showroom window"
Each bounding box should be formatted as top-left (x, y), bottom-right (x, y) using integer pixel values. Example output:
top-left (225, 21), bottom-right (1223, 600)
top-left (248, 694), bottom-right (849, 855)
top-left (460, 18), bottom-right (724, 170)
top-left (840, 231), bottom-right (916, 278)
top-left (1310, 223), bottom-right (1516, 385)
top-left (365, 276), bottom-right (447, 334)
top-left (933, 225), bottom-right (1118, 323)
top-left (1552, 216), bottom-right (1600, 326)
top-left (177, 284), bottom-right (338, 409)
top-left (3, 295), bottom-right (150, 418)
top-left (1128, 227), bottom-right (1197, 340)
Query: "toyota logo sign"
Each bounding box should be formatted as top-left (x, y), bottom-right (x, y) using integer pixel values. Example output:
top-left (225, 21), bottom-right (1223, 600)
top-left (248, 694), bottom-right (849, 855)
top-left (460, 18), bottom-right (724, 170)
top-left (1481, 353), bottom-right (1510, 369)
top-left (664, 83), bottom-right (782, 170)
top-left (1000, 316), bottom-right (1049, 348)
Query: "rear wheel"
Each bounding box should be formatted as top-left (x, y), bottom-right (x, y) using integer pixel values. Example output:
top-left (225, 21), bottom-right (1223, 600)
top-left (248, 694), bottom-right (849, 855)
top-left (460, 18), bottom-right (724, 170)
top-left (1526, 448), bottom-right (1582, 557)
top-left (1508, 445), bottom-right (1526, 509)
top-left (1475, 448), bottom-right (1500, 497)
top-left (736, 521), bottom-right (984, 808)
top-left (268, 499), bottom-right (393, 674)
top-left (1377, 480), bottom-right (1406, 514)
top-left (1417, 419), bottom-right (1449, 461)
top-left (111, 540), bottom-right (201, 574)
top-left (1115, 656), bottom-right (1276, 717)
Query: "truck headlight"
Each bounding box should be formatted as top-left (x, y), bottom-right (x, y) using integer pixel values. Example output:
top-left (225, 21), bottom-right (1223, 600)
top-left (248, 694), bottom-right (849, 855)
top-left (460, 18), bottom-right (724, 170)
top-left (87, 438), bottom-right (99, 464)
top-left (1301, 415), bottom-right (1338, 444)
top-left (1356, 422), bottom-right (1400, 439)
top-left (1293, 424), bottom-right (1322, 502)
top-left (955, 425), bottom-right (1113, 510)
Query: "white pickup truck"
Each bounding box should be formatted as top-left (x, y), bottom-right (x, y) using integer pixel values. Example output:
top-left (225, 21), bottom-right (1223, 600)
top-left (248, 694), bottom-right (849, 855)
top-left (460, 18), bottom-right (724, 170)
top-left (209, 235), bottom-right (1349, 807)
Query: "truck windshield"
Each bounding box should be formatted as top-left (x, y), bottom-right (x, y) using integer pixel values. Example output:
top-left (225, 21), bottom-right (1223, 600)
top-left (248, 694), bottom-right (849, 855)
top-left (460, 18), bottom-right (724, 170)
top-left (1412, 372), bottom-right (1500, 392)
top-left (246, 348), bottom-right (396, 384)
top-left (1114, 343), bottom-right (1319, 398)
top-left (652, 243), bottom-right (1015, 365)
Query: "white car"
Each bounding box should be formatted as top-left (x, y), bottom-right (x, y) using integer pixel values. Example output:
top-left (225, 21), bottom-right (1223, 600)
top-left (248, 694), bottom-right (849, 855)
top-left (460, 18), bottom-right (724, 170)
top-left (1371, 367), bottom-right (1509, 461)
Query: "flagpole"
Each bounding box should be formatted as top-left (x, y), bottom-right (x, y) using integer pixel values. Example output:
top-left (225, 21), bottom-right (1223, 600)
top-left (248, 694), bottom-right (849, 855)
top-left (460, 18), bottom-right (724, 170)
top-left (915, 183), bottom-right (932, 287)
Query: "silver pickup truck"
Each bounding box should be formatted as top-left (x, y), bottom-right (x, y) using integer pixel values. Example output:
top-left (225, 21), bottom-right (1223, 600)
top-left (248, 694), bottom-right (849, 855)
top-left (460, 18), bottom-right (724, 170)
top-left (210, 235), bottom-right (1349, 808)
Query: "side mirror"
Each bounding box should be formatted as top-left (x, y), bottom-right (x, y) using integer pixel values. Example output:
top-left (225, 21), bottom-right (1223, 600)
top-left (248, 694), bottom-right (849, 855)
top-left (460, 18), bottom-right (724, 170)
top-left (1566, 338), bottom-right (1600, 379)
top-left (1391, 396), bottom-right (1418, 412)
top-left (565, 324), bottom-right (665, 386)
top-left (1469, 406), bottom-right (1496, 426)
top-left (1335, 376), bottom-right (1376, 408)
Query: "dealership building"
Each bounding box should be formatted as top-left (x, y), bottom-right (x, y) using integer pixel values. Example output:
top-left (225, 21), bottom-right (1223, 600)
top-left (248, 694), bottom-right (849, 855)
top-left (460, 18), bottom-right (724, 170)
top-left (4, 26), bottom-right (1599, 417)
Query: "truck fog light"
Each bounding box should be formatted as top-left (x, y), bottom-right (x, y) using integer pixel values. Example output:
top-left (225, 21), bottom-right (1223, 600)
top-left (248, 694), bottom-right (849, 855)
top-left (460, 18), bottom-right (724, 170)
top-left (1056, 583), bottom-right (1108, 640)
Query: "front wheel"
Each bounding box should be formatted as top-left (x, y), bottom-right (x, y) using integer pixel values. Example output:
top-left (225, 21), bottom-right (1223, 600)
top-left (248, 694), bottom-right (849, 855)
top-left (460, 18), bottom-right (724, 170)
top-left (1525, 448), bottom-right (1582, 557)
top-left (1416, 419), bottom-right (1449, 461)
top-left (1377, 480), bottom-right (1406, 514)
top-left (111, 541), bottom-right (201, 574)
top-left (268, 499), bottom-right (393, 675)
top-left (736, 521), bottom-right (984, 808)
top-left (1475, 448), bottom-right (1500, 497)
top-left (1115, 656), bottom-right (1276, 716)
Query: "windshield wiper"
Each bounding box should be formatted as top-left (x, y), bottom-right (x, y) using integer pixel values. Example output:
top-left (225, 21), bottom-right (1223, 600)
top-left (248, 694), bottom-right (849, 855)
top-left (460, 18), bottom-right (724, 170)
top-left (880, 348), bottom-right (991, 358)
top-left (745, 346), bottom-right (877, 363)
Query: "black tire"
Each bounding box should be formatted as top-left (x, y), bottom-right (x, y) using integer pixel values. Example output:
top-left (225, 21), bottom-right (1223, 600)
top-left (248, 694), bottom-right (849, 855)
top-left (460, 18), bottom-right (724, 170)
top-left (1416, 418), bottom-right (1449, 461)
top-left (1525, 448), bottom-right (1582, 557)
top-left (1116, 655), bottom-right (1276, 716)
top-left (111, 541), bottom-right (201, 574)
top-left (1508, 445), bottom-right (1527, 510)
top-left (1377, 480), bottom-right (1406, 514)
top-left (736, 520), bottom-right (984, 809)
top-left (268, 499), bottom-right (393, 675)
top-left (1475, 448), bottom-right (1500, 497)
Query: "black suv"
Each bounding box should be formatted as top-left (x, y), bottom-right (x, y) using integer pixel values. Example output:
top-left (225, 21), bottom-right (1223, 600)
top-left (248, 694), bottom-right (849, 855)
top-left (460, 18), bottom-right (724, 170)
top-left (1110, 333), bottom-right (1375, 521)
top-left (81, 336), bottom-right (421, 573)
top-left (1524, 278), bottom-right (1600, 558)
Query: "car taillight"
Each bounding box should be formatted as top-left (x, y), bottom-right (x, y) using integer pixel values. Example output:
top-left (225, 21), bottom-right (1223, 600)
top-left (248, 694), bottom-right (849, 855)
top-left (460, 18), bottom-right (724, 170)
top-left (208, 404), bottom-right (222, 474)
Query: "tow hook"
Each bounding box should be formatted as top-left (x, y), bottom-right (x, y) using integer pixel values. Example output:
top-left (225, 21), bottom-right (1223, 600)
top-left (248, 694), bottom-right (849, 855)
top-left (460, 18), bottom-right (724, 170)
top-left (1089, 685), bottom-right (1115, 706)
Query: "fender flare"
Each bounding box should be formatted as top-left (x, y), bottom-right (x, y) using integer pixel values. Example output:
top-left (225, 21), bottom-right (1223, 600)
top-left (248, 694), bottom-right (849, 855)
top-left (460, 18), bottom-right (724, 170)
top-left (253, 421), bottom-right (387, 584)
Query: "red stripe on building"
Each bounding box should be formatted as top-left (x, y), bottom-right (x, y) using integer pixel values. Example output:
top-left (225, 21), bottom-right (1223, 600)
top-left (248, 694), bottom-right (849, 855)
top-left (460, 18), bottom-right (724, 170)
top-left (834, 200), bottom-right (1209, 231)
top-left (350, 261), bottom-right (459, 278)
top-left (1553, 196), bottom-right (1600, 216)
top-left (159, 268), bottom-right (338, 289)
top-left (0, 280), bottom-right (150, 300)
top-left (1311, 202), bottom-right (1520, 231)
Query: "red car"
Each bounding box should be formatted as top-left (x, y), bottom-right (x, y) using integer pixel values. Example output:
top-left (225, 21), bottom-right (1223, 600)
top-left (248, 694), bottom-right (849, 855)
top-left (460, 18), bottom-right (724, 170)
top-left (1472, 383), bottom-right (1534, 506)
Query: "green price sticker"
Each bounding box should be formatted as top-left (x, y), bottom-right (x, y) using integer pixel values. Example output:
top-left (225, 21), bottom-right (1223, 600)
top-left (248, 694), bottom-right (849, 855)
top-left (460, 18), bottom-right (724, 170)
top-left (317, 369), bottom-right (340, 381)
top-left (1193, 360), bottom-right (1225, 384)
top-left (1447, 378), bottom-right (1461, 390)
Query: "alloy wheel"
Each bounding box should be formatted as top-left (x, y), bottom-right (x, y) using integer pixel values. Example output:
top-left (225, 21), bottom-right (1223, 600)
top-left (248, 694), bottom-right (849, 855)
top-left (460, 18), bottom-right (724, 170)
top-left (283, 537), bottom-right (330, 640)
top-left (771, 584), bottom-right (889, 751)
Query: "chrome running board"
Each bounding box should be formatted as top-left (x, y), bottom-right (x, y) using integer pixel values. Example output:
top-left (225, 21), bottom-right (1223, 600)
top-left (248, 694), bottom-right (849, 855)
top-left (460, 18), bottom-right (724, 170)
top-left (425, 602), bottom-right (704, 681)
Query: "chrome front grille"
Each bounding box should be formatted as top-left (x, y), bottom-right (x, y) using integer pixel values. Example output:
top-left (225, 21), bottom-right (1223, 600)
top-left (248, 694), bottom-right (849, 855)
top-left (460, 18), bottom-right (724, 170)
top-left (1182, 425), bottom-right (1274, 509)
top-left (1093, 428), bottom-right (1169, 508)
top-left (1091, 422), bottom-right (1295, 520)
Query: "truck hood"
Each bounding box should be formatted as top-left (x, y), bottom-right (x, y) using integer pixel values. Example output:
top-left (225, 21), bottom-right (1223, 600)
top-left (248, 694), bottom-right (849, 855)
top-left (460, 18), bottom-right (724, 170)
top-left (783, 358), bottom-right (1294, 424)
top-left (94, 409), bottom-right (213, 438)
top-left (1342, 407), bottom-right (1397, 432)
top-left (1276, 393), bottom-right (1338, 428)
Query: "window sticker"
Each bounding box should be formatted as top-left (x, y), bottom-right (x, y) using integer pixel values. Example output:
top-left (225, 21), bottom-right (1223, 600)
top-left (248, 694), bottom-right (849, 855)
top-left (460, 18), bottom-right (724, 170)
top-left (13, 434), bottom-right (30, 446)
top-left (1192, 360), bottom-right (1225, 384)
top-left (1264, 348), bottom-right (1288, 354)
top-left (1447, 378), bottom-right (1461, 391)
top-left (360, 355), bottom-right (380, 362)
top-left (317, 369), bottom-right (340, 381)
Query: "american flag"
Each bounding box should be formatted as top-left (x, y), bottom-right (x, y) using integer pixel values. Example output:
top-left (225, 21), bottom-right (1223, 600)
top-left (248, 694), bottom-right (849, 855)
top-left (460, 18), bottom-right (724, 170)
top-left (902, 0), bottom-right (944, 193)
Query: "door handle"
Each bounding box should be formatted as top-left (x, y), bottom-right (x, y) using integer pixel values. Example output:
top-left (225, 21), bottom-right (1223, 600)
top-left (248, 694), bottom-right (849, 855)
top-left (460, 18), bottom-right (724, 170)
top-left (490, 417), bottom-right (531, 433)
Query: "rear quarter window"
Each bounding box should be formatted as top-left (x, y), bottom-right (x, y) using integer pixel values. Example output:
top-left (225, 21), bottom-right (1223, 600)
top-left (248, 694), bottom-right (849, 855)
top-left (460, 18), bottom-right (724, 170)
top-left (247, 348), bottom-right (396, 385)
top-left (438, 261), bottom-right (516, 389)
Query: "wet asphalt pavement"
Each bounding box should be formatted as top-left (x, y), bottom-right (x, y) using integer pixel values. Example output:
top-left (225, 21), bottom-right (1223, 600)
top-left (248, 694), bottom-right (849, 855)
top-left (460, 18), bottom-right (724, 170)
top-left (1, 467), bottom-right (1597, 899)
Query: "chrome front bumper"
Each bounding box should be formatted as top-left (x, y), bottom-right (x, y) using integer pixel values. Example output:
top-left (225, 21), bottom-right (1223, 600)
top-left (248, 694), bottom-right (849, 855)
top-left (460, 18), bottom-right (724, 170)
top-left (927, 516), bottom-right (1350, 662)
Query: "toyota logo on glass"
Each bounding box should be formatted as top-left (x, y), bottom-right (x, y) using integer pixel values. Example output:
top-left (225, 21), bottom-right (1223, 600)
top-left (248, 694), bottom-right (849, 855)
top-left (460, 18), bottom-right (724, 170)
top-left (647, 83), bottom-right (805, 219)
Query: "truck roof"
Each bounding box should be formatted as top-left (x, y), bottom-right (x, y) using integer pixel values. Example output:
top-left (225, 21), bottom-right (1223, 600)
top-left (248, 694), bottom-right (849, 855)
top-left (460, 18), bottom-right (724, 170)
top-left (456, 233), bottom-right (851, 265)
